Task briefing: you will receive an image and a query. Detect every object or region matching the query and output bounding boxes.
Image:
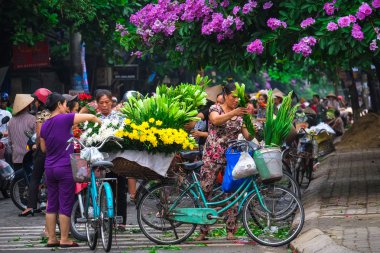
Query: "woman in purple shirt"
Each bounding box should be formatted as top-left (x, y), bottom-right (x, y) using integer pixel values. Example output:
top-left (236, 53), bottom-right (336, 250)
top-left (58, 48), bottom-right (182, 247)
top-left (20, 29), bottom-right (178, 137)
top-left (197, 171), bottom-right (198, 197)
top-left (40, 93), bottom-right (101, 248)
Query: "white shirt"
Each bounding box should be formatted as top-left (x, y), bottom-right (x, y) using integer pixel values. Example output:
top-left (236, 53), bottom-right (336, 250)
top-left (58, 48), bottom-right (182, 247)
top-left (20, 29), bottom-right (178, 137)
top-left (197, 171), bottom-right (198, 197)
top-left (0, 109), bottom-right (12, 143)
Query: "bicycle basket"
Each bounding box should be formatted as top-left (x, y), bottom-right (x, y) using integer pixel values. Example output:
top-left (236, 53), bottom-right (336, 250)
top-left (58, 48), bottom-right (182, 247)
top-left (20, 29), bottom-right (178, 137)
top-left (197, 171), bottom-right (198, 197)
top-left (70, 153), bottom-right (90, 183)
top-left (253, 147), bottom-right (283, 183)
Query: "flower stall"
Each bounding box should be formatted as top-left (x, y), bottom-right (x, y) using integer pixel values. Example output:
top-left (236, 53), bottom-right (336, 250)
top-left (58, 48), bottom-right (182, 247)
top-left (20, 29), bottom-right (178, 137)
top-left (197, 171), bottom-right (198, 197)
top-left (79, 76), bottom-right (209, 180)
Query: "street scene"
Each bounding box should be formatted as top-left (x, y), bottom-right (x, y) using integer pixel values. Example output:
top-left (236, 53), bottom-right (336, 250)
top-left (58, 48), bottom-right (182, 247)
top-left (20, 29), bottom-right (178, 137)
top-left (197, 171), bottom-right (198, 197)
top-left (0, 1), bottom-right (380, 253)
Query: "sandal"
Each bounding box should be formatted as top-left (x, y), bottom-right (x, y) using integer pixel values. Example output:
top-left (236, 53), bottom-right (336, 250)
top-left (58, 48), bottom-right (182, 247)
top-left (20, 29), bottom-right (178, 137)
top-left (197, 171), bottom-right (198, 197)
top-left (226, 232), bottom-right (237, 240)
top-left (46, 242), bottom-right (60, 247)
top-left (194, 233), bottom-right (208, 241)
top-left (60, 242), bottom-right (79, 248)
top-left (130, 194), bottom-right (136, 203)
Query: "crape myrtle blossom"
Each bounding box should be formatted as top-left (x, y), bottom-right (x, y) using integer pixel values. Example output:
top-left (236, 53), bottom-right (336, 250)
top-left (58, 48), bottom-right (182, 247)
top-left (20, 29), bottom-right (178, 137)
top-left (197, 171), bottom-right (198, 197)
top-left (201, 13), bottom-right (236, 41)
top-left (337, 16), bottom-right (354, 28)
top-left (300, 17), bottom-right (315, 29)
top-left (323, 1), bottom-right (336, 15)
top-left (131, 51), bottom-right (143, 58)
top-left (232, 6), bottom-right (240, 15)
top-left (356, 2), bottom-right (372, 20)
top-left (373, 0), bottom-right (380, 8)
top-left (267, 18), bottom-right (287, 30)
top-left (327, 22), bottom-right (339, 31)
top-left (116, 23), bottom-right (129, 37)
top-left (263, 1), bottom-right (273, 9)
top-left (247, 39), bottom-right (264, 54)
top-left (220, 0), bottom-right (230, 8)
top-left (234, 17), bottom-right (244, 30)
top-left (292, 36), bottom-right (317, 57)
top-left (242, 0), bottom-right (258, 14)
top-left (351, 24), bottom-right (364, 41)
top-left (370, 40), bottom-right (378, 51)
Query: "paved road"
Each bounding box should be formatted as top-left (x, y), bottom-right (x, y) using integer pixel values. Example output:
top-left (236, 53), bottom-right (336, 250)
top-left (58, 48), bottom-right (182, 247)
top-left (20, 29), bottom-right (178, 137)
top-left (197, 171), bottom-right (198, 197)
top-left (0, 196), bottom-right (288, 253)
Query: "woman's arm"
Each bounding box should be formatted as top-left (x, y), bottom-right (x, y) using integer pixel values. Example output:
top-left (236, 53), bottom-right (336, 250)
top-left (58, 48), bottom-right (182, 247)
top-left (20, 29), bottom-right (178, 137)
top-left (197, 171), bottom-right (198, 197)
top-left (209, 107), bottom-right (247, 126)
top-left (40, 138), bottom-right (46, 153)
top-left (74, 114), bottom-right (102, 125)
top-left (241, 125), bottom-right (254, 141)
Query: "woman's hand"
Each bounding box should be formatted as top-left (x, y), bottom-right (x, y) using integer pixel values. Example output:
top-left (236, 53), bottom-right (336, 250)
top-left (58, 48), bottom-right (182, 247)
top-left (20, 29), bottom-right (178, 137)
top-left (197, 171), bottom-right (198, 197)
top-left (232, 107), bottom-right (248, 117)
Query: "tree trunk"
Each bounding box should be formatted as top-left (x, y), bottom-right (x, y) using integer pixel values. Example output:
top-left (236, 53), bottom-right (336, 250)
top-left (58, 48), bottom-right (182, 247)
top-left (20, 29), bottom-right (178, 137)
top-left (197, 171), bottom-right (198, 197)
top-left (69, 31), bottom-right (82, 90)
top-left (365, 71), bottom-right (380, 114)
top-left (348, 70), bottom-right (360, 120)
top-left (371, 58), bottom-right (380, 114)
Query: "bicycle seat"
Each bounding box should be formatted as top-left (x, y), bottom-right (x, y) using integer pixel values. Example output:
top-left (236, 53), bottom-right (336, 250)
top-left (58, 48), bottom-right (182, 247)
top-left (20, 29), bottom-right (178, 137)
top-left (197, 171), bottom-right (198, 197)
top-left (181, 161), bottom-right (204, 171)
top-left (179, 150), bottom-right (202, 161)
top-left (91, 161), bottom-right (114, 169)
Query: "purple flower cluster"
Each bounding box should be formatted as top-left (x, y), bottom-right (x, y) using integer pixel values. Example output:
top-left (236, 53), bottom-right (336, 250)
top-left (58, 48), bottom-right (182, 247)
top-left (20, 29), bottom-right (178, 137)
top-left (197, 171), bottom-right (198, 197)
top-left (202, 13), bottom-right (241, 42)
top-left (323, 1), bottom-right (336, 15)
top-left (220, 0), bottom-right (230, 8)
top-left (373, 0), bottom-right (380, 8)
top-left (327, 22), bottom-right (339, 31)
top-left (175, 44), bottom-right (184, 52)
top-left (116, 23), bottom-right (129, 37)
top-left (337, 16), bottom-right (355, 28)
top-left (370, 40), bottom-right (378, 51)
top-left (232, 6), bottom-right (240, 15)
top-left (242, 0), bottom-right (258, 14)
top-left (300, 17), bottom-right (315, 29)
top-left (130, 51), bottom-right (143, 58)
top-left (246, 39), bottom-right (264, 54)
top-left (351, 24), bottom-right (364, 41)
top-left (267, 18), bottom-right (287, 30)
top-left (356, 2), bottom-right (372, 20)
top-left (180, 0), bottom-right (211, 22)
top-left (263, 1), bottom-right (273, 10)
top-left (292, 36), bottom-right (317, 57)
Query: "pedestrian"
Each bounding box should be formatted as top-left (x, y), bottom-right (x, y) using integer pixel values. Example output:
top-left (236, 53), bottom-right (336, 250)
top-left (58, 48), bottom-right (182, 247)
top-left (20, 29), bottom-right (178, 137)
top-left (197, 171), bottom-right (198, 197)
top-left (19, 88), bottom-right (52, 218)
top-left (94, 89), bottom-right (128, 224)
top-left (256, 93), bottom-right (267, 123)
top-left (8, 94), bottom-right (36, 171)
top-left (40, 92), bottom-right (101, 247)
top-left (0, 102), bottom-right (12, 163)
top-left (328, 109), bottom-right (344, 137)
top-left (325, 93), bottom-right (340, 110)
top-left (195, 83), bottom-right (254, 241)
top-left (63, 94), bottom-right (79, 113)
top-left (0, 92), bottom-right (13, 114)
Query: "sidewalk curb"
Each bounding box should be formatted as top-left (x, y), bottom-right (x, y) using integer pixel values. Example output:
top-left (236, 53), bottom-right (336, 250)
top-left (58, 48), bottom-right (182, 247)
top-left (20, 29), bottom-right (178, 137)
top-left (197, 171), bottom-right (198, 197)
top-left (289, 151), bottom-right (359, 253)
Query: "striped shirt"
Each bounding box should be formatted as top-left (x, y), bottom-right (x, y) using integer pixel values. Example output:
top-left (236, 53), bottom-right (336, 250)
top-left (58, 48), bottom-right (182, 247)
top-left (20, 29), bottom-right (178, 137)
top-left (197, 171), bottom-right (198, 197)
top-left (8, 111), bottom-right (36, 164)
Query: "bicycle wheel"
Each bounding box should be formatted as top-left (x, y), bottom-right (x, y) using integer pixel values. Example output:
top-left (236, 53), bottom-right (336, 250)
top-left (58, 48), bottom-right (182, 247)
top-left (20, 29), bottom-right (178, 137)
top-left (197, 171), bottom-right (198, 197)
top-left (242, 186), bottom-right (304, 247)
top-left (137, 184), bottom-right (197, 245)
top-left (85, 193), bottom-right (98, 250)
top-left (10, 176), bottom-right (28, 210)
top-left (99, 183), bottom-right (113, 252)
top-left (274, 171), bottom-right (301, 199)
top-left (70, 198), bottom-right (87, 241)
top-left (295, 157), bottom-right (306, 187)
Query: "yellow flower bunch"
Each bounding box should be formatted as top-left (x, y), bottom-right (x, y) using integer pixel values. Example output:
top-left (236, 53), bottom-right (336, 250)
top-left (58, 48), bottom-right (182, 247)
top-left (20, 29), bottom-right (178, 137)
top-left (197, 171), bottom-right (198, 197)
top-left (114, 118), bottom-right (195, 151)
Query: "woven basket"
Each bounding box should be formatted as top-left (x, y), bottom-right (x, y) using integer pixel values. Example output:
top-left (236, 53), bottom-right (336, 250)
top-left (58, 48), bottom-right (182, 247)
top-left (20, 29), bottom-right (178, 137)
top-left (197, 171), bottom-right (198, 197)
top-left (110, 155), bottom-right (179, 181)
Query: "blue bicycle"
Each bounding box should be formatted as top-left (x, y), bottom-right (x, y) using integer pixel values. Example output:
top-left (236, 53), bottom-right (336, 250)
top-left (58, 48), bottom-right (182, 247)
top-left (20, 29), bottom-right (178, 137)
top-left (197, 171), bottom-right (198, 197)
top-left (68, 136), bottom-right (122, 252)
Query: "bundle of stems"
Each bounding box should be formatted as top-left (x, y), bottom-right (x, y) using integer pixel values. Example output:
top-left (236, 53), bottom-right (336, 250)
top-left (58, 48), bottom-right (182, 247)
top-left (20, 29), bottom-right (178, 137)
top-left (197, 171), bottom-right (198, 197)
top-left (264, 90), bottom-right (298, 146)
top-left (234, 83), bottom-right (255, 138)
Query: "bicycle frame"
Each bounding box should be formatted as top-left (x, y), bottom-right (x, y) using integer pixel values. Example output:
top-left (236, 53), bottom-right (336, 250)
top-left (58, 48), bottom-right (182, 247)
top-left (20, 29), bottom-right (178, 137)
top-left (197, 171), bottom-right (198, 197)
top-left (168, 171), bottom-right (271, 219)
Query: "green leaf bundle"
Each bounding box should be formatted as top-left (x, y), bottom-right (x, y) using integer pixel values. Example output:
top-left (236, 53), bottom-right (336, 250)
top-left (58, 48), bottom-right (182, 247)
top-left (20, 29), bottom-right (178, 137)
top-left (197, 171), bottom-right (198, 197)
top-left (234, 83), bottom-right (255, 138)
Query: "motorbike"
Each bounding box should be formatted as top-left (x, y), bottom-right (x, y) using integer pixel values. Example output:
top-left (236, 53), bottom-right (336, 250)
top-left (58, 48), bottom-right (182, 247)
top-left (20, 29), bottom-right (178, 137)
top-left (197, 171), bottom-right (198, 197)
top-left (10, 131), bottom-right (47, 211)
top-left (0, 116), bottom-right (14, 198)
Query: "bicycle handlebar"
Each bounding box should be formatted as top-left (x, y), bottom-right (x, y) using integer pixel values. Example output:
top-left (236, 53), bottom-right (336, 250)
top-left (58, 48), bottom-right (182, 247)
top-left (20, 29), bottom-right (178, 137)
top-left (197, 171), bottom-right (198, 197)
top-left (66, 136), bottom-right (123, 151)
top-left (298, 127), bottom-right (329, 136)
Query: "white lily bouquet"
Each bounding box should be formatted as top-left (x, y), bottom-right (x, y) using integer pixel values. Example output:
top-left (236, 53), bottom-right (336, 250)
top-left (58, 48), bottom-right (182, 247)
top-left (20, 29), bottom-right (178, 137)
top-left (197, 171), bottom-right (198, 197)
top-left (80, 118), bottom-right (124, 146)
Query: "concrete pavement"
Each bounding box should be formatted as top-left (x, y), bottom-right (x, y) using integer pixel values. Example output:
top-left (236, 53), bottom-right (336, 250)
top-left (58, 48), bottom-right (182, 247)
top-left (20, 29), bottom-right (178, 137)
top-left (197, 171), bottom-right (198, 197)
top-left (291, 148), bottom-right (380, 253)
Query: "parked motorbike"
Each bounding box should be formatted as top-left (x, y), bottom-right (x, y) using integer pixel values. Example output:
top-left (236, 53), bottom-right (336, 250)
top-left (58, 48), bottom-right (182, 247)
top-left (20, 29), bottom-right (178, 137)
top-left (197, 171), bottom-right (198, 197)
top-left (0, 116), bottom-right (14, 198)
top-left (10, 132), bottom-right (47, 211)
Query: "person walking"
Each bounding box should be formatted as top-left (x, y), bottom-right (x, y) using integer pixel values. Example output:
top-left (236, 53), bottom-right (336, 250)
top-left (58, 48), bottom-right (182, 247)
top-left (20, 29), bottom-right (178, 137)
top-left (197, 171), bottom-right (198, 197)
top-left (40, 93), bottom-right (101, 247)
top-left (195, 83), bottom-right (254, 241)
top-left (8, 94), bottom-right (36, 171)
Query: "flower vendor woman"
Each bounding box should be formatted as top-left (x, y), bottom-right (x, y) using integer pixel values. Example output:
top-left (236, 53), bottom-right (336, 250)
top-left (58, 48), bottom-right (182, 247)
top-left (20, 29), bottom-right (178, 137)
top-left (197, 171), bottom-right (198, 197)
top-left (196, 83), bottom-right (254, 241)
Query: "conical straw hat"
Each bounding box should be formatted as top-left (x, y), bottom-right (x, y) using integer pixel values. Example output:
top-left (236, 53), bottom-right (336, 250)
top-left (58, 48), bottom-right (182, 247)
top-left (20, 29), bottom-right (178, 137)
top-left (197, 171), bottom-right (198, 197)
top-left (205, 85), bottom-right (223, 102)
top-left (12, 94), bottom-right (34, 115)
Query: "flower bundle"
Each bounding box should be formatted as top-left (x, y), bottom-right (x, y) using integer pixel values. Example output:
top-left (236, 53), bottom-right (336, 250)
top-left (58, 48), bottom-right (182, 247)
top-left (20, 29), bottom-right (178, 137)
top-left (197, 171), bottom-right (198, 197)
top-left (264, 90), bottom-right (299, 146)
top-left (78, 93), bottom-right (92, 108)
top-left (80, 119), bottom-right (121, 147)
top-left (234, 83), bottom-right (256, 137)
top-left (114, 118), bottom-right (195, 154)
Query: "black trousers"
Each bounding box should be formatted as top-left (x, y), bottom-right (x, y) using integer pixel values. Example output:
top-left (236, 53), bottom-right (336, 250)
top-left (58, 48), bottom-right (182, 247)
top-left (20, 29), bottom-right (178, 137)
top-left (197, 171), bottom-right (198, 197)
top-left (106, 171), bottom-right (127, 225)
top-left (27, 148), bottom-right (45, 209)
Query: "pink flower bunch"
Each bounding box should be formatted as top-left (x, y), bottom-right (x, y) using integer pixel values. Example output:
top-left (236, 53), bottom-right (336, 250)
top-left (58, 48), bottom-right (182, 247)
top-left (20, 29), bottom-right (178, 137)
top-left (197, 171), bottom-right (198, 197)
top-left (267, 18), bottom-right (287, 30)
top-left (201, 13), bottom-right (236, 42)
top-left (263, 1), bottom-right (273, 9)
top-left (180, 0), bottom-right (212, 22)
top-left (373, 0), bottom-right (380, 8)
top-left (292, 36), bottom-right (317, 57)
top-left (130, 51), bottom-right (142, 58)
top-left (246, 39), bottom-right (264, 54)
top-left (351, 24), bottom-right (364, 41)
top-left (242, 0), bottom-right (258, 14)
top-left (234, 17), bottom-right (245, 30)
top-left (232, 6), bottom-right (240, 15)
top-left (356, 2), bottom-right (373, 20)
top-left (116, 23), bottom-right (129, 37)
top-left (220, 0), bottom-right (230, 8)
top-left (370, 40), bottom-right (378, 51)
top-left (300, 17), bottom-right (315, 29)
top-left (327, 22), bottom-right (339, 31)
top-left (337, 16), bottom-right (355, 28)
top-left (175, 44), bottom-right (184, 52)
top-left (323, 1), bottom-right (336, 15)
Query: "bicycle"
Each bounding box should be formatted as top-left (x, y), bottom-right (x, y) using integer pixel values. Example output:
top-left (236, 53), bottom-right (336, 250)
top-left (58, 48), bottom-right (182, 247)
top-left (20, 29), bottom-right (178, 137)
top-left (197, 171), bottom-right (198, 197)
top-left (137, 140), bottom-right (305, 247)
top-left (289, 128), bottom-right (328, 187)
top-left (67, 136), bottom-right (123, 252)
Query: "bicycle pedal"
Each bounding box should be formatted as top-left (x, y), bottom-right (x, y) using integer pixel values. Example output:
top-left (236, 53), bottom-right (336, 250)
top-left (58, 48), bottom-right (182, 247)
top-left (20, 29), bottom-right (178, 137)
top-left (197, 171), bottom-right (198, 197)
top-left (77, 218), bottom-right (87, 223)
top-left (115, 216), bottom-right (123, 224)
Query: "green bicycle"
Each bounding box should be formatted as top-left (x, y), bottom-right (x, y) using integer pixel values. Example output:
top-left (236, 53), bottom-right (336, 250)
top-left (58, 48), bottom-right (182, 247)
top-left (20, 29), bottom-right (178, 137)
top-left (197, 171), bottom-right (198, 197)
top-left (137, 140), bottom-right (305, 247)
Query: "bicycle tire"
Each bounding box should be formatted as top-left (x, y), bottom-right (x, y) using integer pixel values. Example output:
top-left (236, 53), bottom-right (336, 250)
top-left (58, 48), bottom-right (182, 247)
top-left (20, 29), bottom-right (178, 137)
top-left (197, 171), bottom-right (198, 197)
top-left (70, 199), bottom-right (87, 241)
top-left (137, 183), bottom-right (197, 245)
top-left (242, 186), bottom-right (304, 247)
top-left (10, 176), bottom-right (28, 211)
top-left (1, 189), bottom-right (10, 198)
top-left (275, 171), bottom-right (301, 199)
top-left (99, 183), bottom-right (113, 252)
top-left (85, 192), bottom-right (98, 250)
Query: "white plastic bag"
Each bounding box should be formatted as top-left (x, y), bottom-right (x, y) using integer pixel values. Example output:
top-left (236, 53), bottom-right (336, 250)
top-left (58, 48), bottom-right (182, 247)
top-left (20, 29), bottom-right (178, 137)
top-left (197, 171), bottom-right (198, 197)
top-left (80, 147), bottom-right (104, 163)
top-left (232, 151), bottom-right (257, 180)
